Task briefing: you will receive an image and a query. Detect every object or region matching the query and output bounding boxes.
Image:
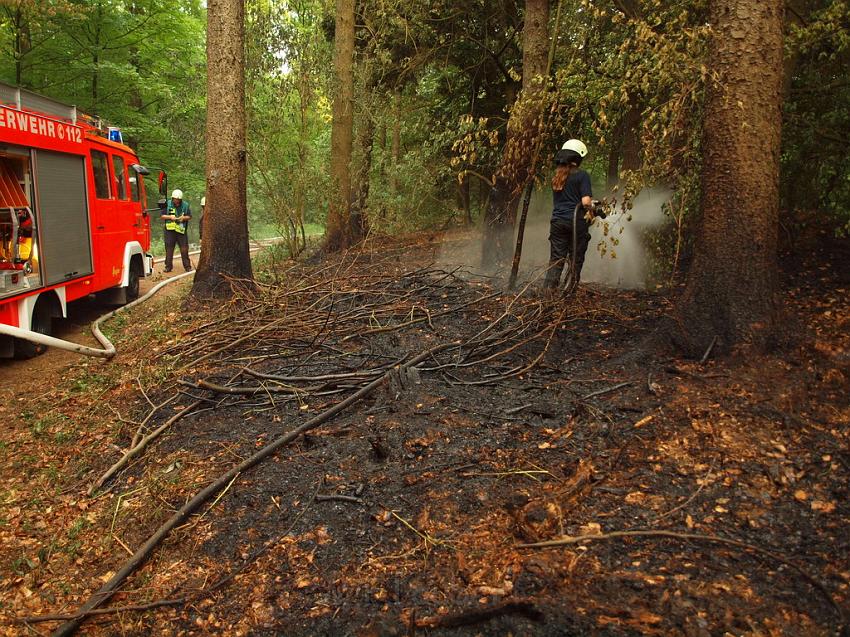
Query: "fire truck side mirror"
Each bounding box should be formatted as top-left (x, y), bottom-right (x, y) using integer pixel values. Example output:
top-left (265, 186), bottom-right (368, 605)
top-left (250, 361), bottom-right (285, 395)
top-left (157, 171), bottom-right (168, 197)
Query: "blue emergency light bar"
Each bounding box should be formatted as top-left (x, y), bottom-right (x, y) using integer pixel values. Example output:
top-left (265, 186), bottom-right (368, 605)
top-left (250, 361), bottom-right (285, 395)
top-left (107, 127), bottom-right (123, 143)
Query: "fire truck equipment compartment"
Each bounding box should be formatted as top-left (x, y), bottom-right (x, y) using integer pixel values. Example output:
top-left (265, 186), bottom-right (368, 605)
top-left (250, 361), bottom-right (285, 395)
top-left (0, 160), bottom-right (28, 207)
top-left (34, 150), bottom-right (92, 285)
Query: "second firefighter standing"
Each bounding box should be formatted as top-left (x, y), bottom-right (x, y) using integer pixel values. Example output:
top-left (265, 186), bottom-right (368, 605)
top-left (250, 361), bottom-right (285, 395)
top-left (161, 188), bottom-right (193, 273)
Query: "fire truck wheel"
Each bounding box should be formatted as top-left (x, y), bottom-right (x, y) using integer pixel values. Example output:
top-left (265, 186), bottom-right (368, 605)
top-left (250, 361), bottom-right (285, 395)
top-left (126, 259), bottom-right (142, 302)
top-left (13, 303), bottom-right (51, 359)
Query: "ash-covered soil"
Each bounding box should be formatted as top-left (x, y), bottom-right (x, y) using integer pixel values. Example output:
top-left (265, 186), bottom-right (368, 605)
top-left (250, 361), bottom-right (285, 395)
top-left (2, 231), bottom-right (848, 637)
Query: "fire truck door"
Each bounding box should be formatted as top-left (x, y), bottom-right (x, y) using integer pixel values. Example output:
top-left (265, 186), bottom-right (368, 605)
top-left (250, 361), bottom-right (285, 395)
top-left (128, 164), bottom-right (149, 248)
top-left (111, 155), bottom-right (136, 269)
top-left (89, 149), bottom-right (121, 286)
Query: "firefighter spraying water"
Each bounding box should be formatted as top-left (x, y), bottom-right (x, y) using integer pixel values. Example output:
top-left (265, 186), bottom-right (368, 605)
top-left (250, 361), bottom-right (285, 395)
top-left (506, 139), bottom-right (608, 295)
top-left (541, 139), bottom-right (606, 295)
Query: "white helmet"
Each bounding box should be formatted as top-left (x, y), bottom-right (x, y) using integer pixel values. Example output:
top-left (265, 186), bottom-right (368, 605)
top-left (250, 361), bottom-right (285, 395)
top-left (201, 196), bottom-right (206, 207)
top-left (561, 139), bottom-right (588, 157)
top-left (171, 189), bottom-right (183, 200)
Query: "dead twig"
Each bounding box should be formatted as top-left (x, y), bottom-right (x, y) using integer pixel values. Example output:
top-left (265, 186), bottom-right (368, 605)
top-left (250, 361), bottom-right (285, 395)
top-left (700, 335), bottom-right (718, 365)
top-left (11, 598), bottom-right (187, 624)
top-left (652, 460), bottom-right (714, 521)
top-left (90, 400), bottom-right (202, 495)
top-left (196, 379), bottom-right (317, 395)
top-left (581, 381), bottom-right (632, 401)
top-left (315, 494), bottom-right (364, 504)
top-left (131, 394), bottom-right (178, 449)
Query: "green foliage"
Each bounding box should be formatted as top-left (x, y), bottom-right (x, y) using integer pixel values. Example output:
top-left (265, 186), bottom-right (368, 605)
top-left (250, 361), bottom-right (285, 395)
top-left (3, 0), bottom-right (847, 258)
top-left (0, 0), bottom-right (208, 208)
top-left (247, 0), bottom-right (331, 254)
top-left (784, 0), bottom-right (850, 234)
top-left (367, 80), bottom-right (476, 232)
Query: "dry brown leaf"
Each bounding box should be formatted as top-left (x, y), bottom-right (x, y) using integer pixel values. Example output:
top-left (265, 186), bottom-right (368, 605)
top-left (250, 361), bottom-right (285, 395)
top-left (579, 522), bottom-right (602, 536)
top-left (811, 500), bottom-right (836, 513)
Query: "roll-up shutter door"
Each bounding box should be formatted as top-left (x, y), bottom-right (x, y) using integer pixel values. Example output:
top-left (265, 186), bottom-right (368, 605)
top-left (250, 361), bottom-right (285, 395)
top-left (34, 150), bottom-right (92, 285)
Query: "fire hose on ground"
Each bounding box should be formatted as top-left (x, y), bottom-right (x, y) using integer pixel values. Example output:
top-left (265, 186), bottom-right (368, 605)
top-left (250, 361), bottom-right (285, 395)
top-left (0, 238), bottom-right (284, 360)
top-left (0, 270), bottom-right (195, 359)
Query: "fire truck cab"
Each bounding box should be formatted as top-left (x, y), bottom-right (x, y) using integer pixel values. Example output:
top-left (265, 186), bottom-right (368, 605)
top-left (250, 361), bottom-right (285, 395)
top-left (0, 82), bottom-right (154, 358)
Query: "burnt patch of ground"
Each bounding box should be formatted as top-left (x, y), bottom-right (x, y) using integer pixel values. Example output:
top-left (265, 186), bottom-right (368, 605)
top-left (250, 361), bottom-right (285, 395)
top-left (1, 231), bottom-right (848, 637)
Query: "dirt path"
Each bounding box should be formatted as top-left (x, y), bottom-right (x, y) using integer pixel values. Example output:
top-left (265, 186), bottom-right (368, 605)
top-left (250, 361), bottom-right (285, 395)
top-left (0, 263), bottom-right (189, 407)
top-left (0, 237), bottom-right (282, 407)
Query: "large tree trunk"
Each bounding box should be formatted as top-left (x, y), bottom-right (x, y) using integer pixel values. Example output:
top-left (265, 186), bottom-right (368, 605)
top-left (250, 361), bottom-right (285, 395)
top-left (191, 0), bottom-right (254, 299)
top-left (674, 0), bottom-right (783, 355)
top-left (481, 0), bottom-right (549, 269)
top-left (325, 0), bottom-right (355, 252)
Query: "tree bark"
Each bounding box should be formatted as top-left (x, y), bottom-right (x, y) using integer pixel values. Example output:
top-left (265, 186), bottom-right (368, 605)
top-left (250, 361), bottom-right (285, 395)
top-left (674, 0), bottom-right (783, 355)
top-left (191, 0), bottom-right (254, 299)
top-left (325, 0), bottom-right (355, 252)
top-left (481, 0), bottom-right (549, 269)
top-left (620, 100), bottom-right (642, 173)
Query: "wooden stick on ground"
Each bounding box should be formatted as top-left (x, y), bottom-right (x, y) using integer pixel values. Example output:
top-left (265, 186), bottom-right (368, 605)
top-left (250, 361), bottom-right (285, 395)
top-left (700, 335), bottom-right (718, 364)
top-left (90, 400), bottom-right (202, 495)
top-left (131, 395), bottom-right (178, 448)
top-left (581, 381), bottom-right (632, 400)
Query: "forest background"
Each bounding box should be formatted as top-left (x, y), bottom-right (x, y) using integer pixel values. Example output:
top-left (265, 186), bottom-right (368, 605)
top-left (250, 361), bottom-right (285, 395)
top-left (0, 0), bottom-right (848, 267)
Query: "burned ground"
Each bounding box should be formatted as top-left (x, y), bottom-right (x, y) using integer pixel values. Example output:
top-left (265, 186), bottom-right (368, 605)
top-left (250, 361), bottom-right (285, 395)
top-left (1, 231), bottom-right (848, 637)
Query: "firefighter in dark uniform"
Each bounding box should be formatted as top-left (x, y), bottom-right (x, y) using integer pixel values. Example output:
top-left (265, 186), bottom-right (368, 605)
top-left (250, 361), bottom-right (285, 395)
top-left (161, 188), bottom-right (192, 272)
top-left (543, 139), bottom-right (600, 292)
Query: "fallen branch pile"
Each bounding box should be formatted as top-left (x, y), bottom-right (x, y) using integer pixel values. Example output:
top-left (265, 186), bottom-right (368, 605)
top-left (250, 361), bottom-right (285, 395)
top-left (52, 252), bottom-right (573, 635)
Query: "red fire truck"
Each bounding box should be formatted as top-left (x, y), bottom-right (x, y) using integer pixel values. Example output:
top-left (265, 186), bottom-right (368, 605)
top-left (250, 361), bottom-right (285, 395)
top-left (0, 82), bottom-right (155, 358)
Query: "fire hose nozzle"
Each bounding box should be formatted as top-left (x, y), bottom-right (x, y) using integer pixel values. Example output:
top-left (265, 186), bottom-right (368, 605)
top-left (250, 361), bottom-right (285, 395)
top-left (592, 200), bottom-right (607, 219)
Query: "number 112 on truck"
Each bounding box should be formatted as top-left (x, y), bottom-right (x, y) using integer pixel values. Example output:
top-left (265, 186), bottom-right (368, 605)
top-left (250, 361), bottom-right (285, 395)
top-left (0, 81), bottom-right (158, 358)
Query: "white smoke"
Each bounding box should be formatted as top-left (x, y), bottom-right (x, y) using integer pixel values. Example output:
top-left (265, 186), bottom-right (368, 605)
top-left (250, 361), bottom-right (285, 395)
top-left (436, 186), bottom-right (670, 290)
top-left (582, 187), bottom-right (670, 289)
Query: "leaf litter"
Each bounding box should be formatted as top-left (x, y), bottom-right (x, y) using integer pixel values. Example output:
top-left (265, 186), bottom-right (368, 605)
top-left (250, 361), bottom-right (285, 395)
top-left (0, 230), bottom-right (848, 636)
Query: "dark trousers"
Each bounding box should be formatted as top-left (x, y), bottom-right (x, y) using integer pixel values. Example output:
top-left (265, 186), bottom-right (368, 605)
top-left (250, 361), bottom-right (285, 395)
top-left (543, 217), bottom-right (590, 289)
top-left (164, 229), bottom-right (191, 271)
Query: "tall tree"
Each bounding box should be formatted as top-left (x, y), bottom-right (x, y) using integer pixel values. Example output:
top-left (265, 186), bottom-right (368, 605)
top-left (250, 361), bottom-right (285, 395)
top-left (481, 0), bottom-right (549, 268)
top-left (325, 0), bottom-right (355, 251)
top-left (674, 0), bottom-right (784, 354)
top-left (191, 0), bottom-right (254, 298)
